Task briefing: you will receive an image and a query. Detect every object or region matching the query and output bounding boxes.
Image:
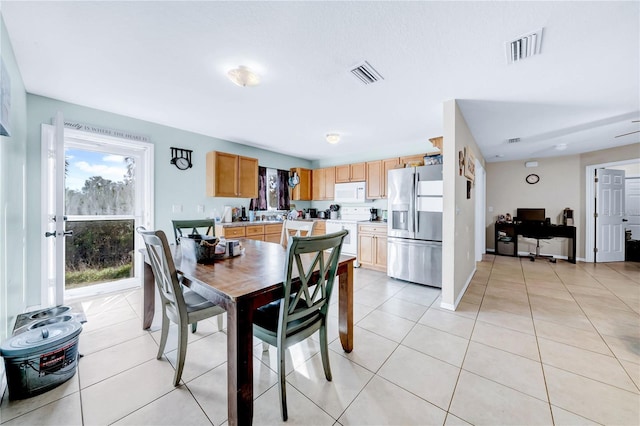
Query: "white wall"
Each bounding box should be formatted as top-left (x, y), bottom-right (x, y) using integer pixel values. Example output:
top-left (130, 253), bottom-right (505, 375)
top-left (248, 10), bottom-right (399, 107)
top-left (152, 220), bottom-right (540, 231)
top-left (441, 100), bottom-right (484, 310)
top-left (485, 155), bottom-right (581, 258)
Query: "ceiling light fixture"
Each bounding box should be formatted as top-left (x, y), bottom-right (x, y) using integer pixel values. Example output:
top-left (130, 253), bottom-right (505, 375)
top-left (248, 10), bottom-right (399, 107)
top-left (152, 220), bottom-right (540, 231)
top-left (227, 66), bottom-right (260, 87)
top-left (326, 133), bottom-right (340, 144)
top-left (555, 143), bottom-right (568, 151)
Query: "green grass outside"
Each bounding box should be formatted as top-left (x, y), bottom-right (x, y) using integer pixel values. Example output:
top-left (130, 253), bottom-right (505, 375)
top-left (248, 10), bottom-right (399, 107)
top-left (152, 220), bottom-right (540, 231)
top-left (65, 264), bottom-right (132, 289)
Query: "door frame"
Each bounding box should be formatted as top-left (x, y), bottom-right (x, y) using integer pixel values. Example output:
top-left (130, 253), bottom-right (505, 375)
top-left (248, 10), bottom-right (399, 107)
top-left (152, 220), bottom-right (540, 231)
top-left (585, 158), bottom-right (639, 263)
top-left (40, 124), bottom-right (154, 306)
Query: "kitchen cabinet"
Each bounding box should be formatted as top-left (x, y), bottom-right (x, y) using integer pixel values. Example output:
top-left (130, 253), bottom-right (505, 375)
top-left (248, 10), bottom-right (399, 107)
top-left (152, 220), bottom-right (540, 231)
top-left (358, 223), bottom-right (388, 272)
top-left (366, 158), bottom-right (399, 199)
top-left (312, 167), bottom-right (335, 200)
top-left (335, 162), bottom-right (366, 183)
top-left (290, 167), bottom-right (312, 201)
top-left (216, 222), bottom-right (283, 243)
top-left (313, 220), bottom-right (326, 236)
top-left (399, 154), bottom-right (425, 167)
top-left (206, 151), bottom-right (258, 198)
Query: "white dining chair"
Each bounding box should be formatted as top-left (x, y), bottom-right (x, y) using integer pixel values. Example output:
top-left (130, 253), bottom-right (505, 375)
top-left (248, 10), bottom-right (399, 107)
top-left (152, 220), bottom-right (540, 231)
top-left (279, 219), bottom-right (316, 247)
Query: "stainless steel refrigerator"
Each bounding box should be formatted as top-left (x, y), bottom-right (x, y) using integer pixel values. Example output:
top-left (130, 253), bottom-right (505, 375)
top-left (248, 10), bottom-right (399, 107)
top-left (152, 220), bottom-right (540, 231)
top-left (387, 164), bottom-right (443, 287)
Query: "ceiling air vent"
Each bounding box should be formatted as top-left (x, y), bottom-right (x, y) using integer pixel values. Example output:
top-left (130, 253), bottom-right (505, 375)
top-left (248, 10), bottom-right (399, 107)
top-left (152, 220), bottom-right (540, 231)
top-left (507, 137), bottom-right (521, 144)
top-left (350, 61), bottom-right (384, 85)
top-left (506, 28), bottom-right (543, 64)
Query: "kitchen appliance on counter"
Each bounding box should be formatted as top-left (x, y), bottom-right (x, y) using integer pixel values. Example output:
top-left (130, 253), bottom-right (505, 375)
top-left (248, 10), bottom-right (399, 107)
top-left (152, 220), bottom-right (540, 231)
top-left (387, 164), bottom-right (443, 287)
top-left (369, 208), bottom-right (378, 221)
top-left (329, 204), bottom-right (340, 220)
top-left (326, 206), bottom-right (371, 263)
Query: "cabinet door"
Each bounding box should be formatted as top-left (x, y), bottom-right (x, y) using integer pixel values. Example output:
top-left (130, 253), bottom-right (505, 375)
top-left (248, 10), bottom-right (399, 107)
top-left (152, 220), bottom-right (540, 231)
top-left (351, 162), bottom-right (366, 181)
top-left (312, 168), bottom-right (324, 200)
top-left (291, 168), bottom-right (312, 201)
top-left (335, 165), bottom-right (350, 183)
top-left (382, 158), bottom-right (400, 198)
top-left (375, 234), bottom-right (387, 269)
top-left (324, 167), bottom-right (335, 199)
top-left (399, 154), bottom-right (425, 167)
top-left (366, 160), bottom-right (383, 199)
top-left (358, 233), bottom-right (375, 266)
top-left (207, 151), bottom-right (238, 197)
top-left (238, 155), bottom-right (258, 198)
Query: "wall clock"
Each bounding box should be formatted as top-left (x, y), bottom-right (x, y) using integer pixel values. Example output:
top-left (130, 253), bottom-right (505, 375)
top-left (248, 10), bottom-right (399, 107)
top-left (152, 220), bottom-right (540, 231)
top-left (526, 173), bottom-right (540, 184)
top-left (170, 147), bottom-right (193, 170)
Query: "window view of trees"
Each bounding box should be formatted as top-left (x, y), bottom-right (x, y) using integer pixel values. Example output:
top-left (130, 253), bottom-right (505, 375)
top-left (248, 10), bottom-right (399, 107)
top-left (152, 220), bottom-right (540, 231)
top-left (64, 152), bottom-right (136, 288)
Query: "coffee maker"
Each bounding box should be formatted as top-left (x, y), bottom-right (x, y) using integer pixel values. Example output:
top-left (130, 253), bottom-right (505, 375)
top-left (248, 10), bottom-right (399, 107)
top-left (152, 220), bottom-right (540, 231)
top-left (369, 208), bottom-right (378, 221)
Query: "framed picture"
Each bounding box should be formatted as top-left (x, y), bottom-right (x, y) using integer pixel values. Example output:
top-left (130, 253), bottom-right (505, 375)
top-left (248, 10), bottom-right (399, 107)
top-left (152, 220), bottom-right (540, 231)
top-left (464, 147), bottom-right (475, 182)
top-left (0, 58), bottom-right (11, 137)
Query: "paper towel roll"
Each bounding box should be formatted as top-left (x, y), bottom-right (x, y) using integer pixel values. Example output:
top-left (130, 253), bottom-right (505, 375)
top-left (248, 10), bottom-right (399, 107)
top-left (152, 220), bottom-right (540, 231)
top-left (222, 206), bottom-right (233, 223)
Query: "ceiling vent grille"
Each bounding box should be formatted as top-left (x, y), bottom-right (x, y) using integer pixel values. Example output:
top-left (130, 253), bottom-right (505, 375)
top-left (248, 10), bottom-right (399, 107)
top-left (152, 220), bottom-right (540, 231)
top-left (507, 137), bottom-right (521, 144)
top-left (506, 28), bottom-right (543, 64)
top-left (350, 61), bottom-right (384, 85)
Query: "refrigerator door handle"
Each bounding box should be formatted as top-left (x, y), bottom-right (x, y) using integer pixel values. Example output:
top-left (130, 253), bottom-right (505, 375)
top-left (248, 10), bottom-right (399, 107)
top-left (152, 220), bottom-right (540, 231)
top-left (408, 172), bottom-right (416, 233)
top-left (414, 172), bottom-right (420, 233)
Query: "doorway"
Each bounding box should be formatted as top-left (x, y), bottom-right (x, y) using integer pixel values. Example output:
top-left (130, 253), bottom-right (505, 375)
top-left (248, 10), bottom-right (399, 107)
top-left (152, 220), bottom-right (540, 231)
top-left (585, 158), bottom-right (640, 263)
top-left (41, 121), bottom-right (154, 305)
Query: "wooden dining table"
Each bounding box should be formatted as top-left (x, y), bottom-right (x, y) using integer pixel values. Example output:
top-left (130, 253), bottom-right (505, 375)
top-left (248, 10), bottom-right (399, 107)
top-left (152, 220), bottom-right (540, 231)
top-left (141, 238), bottom-right (355, 426)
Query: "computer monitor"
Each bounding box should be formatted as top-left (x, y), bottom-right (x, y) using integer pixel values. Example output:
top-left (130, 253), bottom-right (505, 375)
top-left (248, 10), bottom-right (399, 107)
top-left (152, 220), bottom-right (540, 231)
top-left (517, 208), bottom-right (545, 223)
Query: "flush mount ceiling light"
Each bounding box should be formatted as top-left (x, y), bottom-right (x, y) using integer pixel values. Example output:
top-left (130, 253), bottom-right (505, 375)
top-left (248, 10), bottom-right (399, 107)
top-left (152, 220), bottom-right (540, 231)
top-left (555, 143), bottom-right (568, 151)
top-left (326, 133), bottom-right (340, 144)
top-left (227, 66), bottom-right (260, 87)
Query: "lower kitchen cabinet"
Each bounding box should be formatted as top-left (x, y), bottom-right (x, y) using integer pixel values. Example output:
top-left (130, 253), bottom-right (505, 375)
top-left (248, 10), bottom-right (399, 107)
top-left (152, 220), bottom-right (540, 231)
top-left (358, 223), bottom-right (387, 272)
top-left (264, 223), bottom-right (283, 243)
top-left (216, 222), bottom-right (283, 243)
top-left (313, 220), bottom-right (326, 236)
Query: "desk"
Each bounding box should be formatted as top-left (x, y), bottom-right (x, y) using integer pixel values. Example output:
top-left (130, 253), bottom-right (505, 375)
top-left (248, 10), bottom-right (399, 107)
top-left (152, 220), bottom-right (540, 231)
top-left (495, 222), bottom-right (576, 263)
top-left (142, 239), bottom-right (355, 425)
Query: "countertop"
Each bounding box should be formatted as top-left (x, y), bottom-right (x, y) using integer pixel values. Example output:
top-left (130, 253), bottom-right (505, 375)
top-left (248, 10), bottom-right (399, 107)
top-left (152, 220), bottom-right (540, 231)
top-left (216, 218), bottom-right (326, 227)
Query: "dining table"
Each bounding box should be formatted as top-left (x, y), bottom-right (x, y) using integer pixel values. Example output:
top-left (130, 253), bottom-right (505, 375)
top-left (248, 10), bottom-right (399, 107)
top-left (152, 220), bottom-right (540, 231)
top-left (141, 238), bottom-right (355, 426)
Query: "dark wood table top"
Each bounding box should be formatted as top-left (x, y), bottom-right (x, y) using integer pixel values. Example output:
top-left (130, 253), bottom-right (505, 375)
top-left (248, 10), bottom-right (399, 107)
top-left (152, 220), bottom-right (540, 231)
top-left (174, 239), bottom-right (356, 303)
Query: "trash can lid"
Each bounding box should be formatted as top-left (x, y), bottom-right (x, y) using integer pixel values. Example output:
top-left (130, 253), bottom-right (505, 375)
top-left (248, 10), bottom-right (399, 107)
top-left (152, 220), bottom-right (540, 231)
top-left (0, 320), bottom-right (82, 358)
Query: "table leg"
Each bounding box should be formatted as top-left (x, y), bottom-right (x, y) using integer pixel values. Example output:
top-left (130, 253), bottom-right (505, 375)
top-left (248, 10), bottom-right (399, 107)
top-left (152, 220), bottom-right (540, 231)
top-left (338, 260), bottom-right (354, 353)
top-left (226, 300), bottom-right (254, 426)
top-left (142, 261), bottom-right (155, 329)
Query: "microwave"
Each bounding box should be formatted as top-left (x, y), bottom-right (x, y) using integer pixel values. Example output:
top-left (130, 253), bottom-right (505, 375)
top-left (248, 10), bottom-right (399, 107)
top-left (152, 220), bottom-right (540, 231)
top-left (334, 182), bottom-right (366, 203)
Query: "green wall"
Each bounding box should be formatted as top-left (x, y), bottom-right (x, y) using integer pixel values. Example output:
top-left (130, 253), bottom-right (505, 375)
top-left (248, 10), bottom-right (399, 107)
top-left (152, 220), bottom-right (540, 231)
top-left (0, 14), bottom-right (28, 345)
top-left (25, 95), bottom-right (312, 306)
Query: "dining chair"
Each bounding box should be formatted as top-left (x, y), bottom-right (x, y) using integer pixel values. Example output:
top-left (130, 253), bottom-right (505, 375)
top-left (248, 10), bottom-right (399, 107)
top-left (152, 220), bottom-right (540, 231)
top-left (253, 229), bottom-right (348, 421)
top-left (137, 227), bottom-right (225, 386)
top-left (171, 219), bottom-right (216, 244)
top-left (279, 219), bottom-right (316, 247)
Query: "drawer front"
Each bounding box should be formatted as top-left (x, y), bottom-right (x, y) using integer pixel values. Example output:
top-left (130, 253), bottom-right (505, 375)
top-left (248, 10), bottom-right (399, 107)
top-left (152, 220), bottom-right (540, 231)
top-left (223, 227), bottom-right (246, 238)
top-left (245, 225), bottom-right (265, 236)
top-left (358, 224), bottom-right (387, 235)
top-left (264, 233), bottom-right (281, 244)
top-left (264, 224), bottom-right (283, 235)
top-left (314, 221), bottom-right (326, 233)
top-left (245, 234), bottom-right (264, 241)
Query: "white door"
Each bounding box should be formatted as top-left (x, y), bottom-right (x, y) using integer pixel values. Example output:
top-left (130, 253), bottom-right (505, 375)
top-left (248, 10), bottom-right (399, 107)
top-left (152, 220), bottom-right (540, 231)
top-left (41, 112), bottom-right (66, 306)
top-left (625, 177), bottom-right (640, 239)
top-left (596, 168), bottom-right (625, 262)
top-left (42, 117), bottom-right (154, 305)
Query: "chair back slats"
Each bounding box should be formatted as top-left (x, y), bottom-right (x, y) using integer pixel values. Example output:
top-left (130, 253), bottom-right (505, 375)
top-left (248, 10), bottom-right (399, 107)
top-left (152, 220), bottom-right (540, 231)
top-left (280, 230), bottom-right (348, 332)
top-left (172, 219), bottom-right (216, 244)
top-left (137, 227), bottom-right (186, 314)
top-left (280, 219), bottom-right (316, 247)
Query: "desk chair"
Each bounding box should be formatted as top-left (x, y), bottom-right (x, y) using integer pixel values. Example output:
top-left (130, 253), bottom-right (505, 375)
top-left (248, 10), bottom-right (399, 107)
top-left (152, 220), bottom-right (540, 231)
top-left (137, 227), bottom-right (225, 386)
top-left (279, 219), bottom-right (316, 247)
top-left (253, 230), bottom-right (348, 421)
top-left (518, 221), bottom-right (557, 263)
top-left (172, 219), bottom-right (215, 244)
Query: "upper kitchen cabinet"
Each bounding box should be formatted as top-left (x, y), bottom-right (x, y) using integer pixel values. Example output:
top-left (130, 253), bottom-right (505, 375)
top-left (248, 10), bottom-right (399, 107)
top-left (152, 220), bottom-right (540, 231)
top-left (399, 154), bottom-right (425, 167)
top-left (366, 158), bottom-right (399, 199)
top-left (335, 162), bottom-right (366, 183)
top-left (206, 151), bottom-right (258, 198)
top-left (312, 167), bottom-right (335, 200)
top-left (290, 167), bottom-right (312, 201)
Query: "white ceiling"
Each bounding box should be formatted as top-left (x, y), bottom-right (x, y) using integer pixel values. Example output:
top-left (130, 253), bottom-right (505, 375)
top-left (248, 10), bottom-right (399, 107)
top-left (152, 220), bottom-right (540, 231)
top-left (2, 1), bottom-right (639, 163)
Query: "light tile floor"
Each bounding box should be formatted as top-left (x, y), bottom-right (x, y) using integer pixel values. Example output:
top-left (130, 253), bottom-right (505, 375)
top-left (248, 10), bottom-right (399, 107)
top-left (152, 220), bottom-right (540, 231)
top-left (2, 255), bottom-right (639, 425)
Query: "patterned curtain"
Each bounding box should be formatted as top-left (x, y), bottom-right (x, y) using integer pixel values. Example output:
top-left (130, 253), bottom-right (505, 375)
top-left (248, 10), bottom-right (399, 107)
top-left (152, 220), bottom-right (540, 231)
top-left (277, 169), bottom-right (290, 210)
top-left (250, 166), bottom-right (267, 210)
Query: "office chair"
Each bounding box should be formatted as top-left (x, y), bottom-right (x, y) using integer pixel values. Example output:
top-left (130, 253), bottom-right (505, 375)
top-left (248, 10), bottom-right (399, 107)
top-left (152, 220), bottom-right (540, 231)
top-left (518, 219), bottom-right (556, 263)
